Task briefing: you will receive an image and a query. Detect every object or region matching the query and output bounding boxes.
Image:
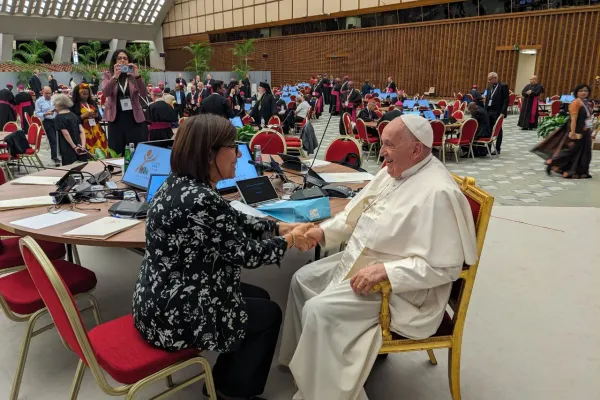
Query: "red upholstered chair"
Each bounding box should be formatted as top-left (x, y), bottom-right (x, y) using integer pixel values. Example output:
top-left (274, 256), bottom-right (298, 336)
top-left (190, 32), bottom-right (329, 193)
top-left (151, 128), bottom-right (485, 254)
top-left (249, 129), bottom-right (287, 155)
top-left (354, 119), bottom-right (379, 161)
top-left (373, 97), bottom-right (381, 106)
top-left (267, 115), bottom-right (281, 127)
top-left (551, 100), bottom-right (562, 117)
top-left (374, 110), bottom-right (383, 119)
top-left (453, 100), bottom-right (460, 112)
top-left (451, 110), bottom-right (464, 120)
top-left (342, 112), bottom-right (353, 136)
top-left (473, 114), bottom-right (503, 159)
top-left (438, 100), bottom-right (447, 109)
top-left (290, 95), bottom-right (297, 102)
top-left (24, 112), bottom-right (33, 128)
top-left (20, 123), bottom-right (44, 170)
top-left (18, 236), bottom-right (217, 400)
top-left (5, 237), bottom-right (99, 400)
top-left (287, 101), bottom-right (296, 110)
top-left (30, 115), bottom-right (45, 137)
top-left (433, 109), bottom-right (443, 117)
top-left (551, 95), bottom-right (560, 101)
top-left (445, 118), bottom-right (478, 163)
top-left (373, 176), bottom-right (494, 400)
top-left (324, 137), bottom-right (362, 166)
top-left (459, 102), bottom-right (467, 112)
top-left (456, 92), bottom-right (463, 101)
top-left (508, 93), bottom-right (517, 114)
top-left (242, 114), bottom-right (254, 126)
top-left (3, 122), bottom-right (19, 132)
top-left (430, 120), bottom-right (446, 164)
top-left (365, 94), bottom-right (373, 100)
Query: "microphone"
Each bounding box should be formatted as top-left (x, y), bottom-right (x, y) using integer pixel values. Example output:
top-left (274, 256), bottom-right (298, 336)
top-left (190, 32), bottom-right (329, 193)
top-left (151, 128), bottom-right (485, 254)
top-left (77, 147), bottom-right (120, 185)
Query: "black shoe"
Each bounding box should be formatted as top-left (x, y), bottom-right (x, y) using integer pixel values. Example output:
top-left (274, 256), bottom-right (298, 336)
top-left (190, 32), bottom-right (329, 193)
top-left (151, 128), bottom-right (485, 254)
top-left (53, 158), bottom-right (60, 167)
top-left (546, 165), bottom-right (552, 176)
top-left (202, 385), bottom-right (267, 400)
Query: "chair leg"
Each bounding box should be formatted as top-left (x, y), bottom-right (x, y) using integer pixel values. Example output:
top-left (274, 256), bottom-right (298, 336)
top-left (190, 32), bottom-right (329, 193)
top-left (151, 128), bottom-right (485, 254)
top-left (81, 292), bottom-right (103, 326)
top-left (448, 345), bottom-right (462, 400)
top-left (427, 349), bottom-right (438, 365)
top-left (35, 153), bottom-right (44, 169)
top-left (10, 309), bottom-right (48, 400)
top-left (198, 357), bottom-right (218, 400)
top-left (469, 145), bottom-right (475, 162)
top-left (166, 374), bottom-right (174, 388)
top-left (69, 360), bottom-right (86, 400)
top-left (454, 146), bottom-right (459, 164)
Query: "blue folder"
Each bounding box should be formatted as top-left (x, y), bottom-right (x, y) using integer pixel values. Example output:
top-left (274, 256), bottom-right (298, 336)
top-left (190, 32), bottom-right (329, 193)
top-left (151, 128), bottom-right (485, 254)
top-left (403, 100), bottom-right (416, 109)
top-left (418, 100), bottom-right (430, 108)
top-left (423, 111), bottom-right (436, 120)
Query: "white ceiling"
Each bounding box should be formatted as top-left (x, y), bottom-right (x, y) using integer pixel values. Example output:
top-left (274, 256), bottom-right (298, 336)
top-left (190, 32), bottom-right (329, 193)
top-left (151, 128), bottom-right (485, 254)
top-left (0, 0), bottom-right (165, 24)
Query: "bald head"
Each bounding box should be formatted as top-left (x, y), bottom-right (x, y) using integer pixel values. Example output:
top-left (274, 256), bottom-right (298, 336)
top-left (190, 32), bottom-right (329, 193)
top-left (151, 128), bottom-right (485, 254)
top-left (468, 101), bottom-right (478, 113)
top-left (380, 117), bottom-right (431, 179)
top-left (530, 75), bottom-right (538, 84)
top-left (42, 86), bottom-right (52, 100)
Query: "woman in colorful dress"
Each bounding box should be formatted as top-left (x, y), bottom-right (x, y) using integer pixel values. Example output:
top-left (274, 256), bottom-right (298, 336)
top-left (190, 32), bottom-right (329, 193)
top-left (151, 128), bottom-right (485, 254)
top-left (71, 83), bottom-right (108, 157)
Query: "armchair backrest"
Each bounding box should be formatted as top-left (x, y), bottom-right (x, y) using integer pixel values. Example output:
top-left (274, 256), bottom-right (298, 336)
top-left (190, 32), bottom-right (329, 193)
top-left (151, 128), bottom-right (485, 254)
top-left (249, 129), bottom-right (287, 155)
top-left (324, 137), bottom-right (362, 164)
top-left (551, 101), bottom-right (562, 116)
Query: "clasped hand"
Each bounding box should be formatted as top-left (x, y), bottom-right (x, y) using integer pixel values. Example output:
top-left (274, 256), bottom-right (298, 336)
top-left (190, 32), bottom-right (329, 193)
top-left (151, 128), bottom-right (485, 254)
top-left (280, 223), bottom-right (322, 251)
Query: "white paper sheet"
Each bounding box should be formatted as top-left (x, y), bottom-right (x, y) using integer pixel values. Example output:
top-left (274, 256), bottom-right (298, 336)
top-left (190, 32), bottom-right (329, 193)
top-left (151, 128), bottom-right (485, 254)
top-left (302, 159), bottom-right (331, 168)
top-left (11, 176), bottom-right (59, 185)
top-left (106, 158), bottom-right (125, 167)
top-left (0, 196), bottom-right (56, 210)
top-left (63, 217), bottom-right (141, 239)
top-left (230, 200), bottom-right (267, 218)
top-left (319, 172), bottom-right (375, 183)
top-left (11, 211), bottom-right (87, 229)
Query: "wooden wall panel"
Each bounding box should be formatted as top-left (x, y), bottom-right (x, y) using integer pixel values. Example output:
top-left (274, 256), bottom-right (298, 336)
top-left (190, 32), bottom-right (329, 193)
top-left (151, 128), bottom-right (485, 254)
top-left (165, 7), bottom-right (600, 97)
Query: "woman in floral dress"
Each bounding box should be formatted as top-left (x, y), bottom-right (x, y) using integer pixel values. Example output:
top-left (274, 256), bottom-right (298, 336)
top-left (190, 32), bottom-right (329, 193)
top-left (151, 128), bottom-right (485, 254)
top-left (71, 83), bottom-right (108, 157)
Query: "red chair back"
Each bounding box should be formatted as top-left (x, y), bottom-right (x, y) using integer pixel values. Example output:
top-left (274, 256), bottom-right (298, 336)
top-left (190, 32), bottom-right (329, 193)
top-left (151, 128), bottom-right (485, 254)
top-left (388, 105), bottom-right (395, 111)
top-left (249, 129), bottom-right (287, 155)
top-left (27, 123), bottom-right (41, 148)
top-left (456, 92), bottom-right (463, 100)
top-left (287, 101), bottom-right (295, 110)
top-left (3, 122), bottom-right (19, 132)
top-left (324, 137), bottom-right (361, 164)
top-left (377, 121), bottom-right (389, 138)
top-left (433, 109), bottom-right (442, 116)
top-left (365, 94), bottom-right (373, 100)
top-left (373, 97), bottom-right (381, 105)
top-left (374, 110), bottom-right (383, 119)
top-left (355, 119), bottom-right (369, 141)
top-left (290, 95), bottom-right (296, 102)
top-left (459, 102), bottom-right (467, 112)
top-left (24, 112), bottom-right (32, 126)
top-left (465, 94), bottom-right (474, 101)
top-left (492, 115), bottom-right (504, 139)
top-left (551, 101), bottom-right (562, 116)
top-left (31, 115), bottom-right (45, 135)
top-left (508, 93), bottom-right (516, 107)
top-left (242, 115), bottom-right (254, 126)
top-left (430, 120), bottom-right (445, 146)
top-left (342, 112), bottom-right (353, 136)
top-left (453, 100), bottom-right (460, 111)
top-left (19, 237), bottom-right (90, 362)
top-left (551, 95), bottom-right (560, 101)
top-left (458, 118), bottom-right (478, 143)
top-left (267, 115), bottom-right (281, 126)
top-left (452, 110), bottom-right (464, 120)
top-left (438, 100), bottom-right (447, 108)
top-left (178, 117), bottom-right (186, 126)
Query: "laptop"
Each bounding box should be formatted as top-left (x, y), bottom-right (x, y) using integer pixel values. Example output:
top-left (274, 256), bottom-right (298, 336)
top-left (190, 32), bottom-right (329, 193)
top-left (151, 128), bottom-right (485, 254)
top-left (236, 176), bottom-right (280, 207)
top-left (423, 111), bottom-right (436, 120)
top-left (230, 116), bottom-right (243, 128)
top-left (55, 162), bottom-right (88, 187)
top-left (122, 142), bottom-right (172, 190)
top-left (216, 143), bottom-right (259, 193)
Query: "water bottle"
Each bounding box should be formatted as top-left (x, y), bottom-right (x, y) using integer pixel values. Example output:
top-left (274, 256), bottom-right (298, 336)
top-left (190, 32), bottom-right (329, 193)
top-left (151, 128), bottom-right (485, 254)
top-left (254, 145), bottom-right (263, 176)
top-left (546, 97), bottom-right (550, 104)
top-left (129, 143), bottom-right (135, 160)
top-left (444, 109), bottom-right (449, 119)
top-left (124, 144), bottom-right (132, 172)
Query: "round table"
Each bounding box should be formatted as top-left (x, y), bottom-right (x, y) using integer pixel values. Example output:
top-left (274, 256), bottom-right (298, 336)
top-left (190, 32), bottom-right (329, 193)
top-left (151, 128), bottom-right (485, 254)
top-left (0, 158), bottom-right (371, 249)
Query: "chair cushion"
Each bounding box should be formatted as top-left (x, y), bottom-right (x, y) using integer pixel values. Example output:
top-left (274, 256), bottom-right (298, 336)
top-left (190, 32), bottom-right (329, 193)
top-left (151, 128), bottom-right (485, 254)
top-left (25, 149), bottom-right (35, 155)
top-left (0, 259), bottom-right (97, 315)
top-left (88, 314), bottom-right (198, 384)
top-left (0, 237), bottom-right (66, 270)
top-left (446, 138), bottom-right (469, 145)
top-left (389, 311), bottom-right (453, 340)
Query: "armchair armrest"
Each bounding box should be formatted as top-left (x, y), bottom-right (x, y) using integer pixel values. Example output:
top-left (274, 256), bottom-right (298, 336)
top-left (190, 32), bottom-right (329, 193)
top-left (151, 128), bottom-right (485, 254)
top-left (372, 280), bottom-right (393, 341)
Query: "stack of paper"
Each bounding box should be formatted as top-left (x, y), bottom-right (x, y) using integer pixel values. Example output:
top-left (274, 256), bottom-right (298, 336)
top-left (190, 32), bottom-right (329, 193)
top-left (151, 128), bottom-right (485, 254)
top-left (11, 176), bottom-right (59, 185)
top-left (63, 217), bottom-right (141, 239)
top-left (319, 172), bottom-right (375, 183)
top-left (0, 196), bottom-right (56, 211)
top-left (11, 211), bottom-right (87, 229)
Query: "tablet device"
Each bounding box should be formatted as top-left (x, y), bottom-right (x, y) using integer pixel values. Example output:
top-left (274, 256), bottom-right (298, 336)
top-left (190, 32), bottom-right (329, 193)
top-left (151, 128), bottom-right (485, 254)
top-left (216, 143), bottom-right (259, 192)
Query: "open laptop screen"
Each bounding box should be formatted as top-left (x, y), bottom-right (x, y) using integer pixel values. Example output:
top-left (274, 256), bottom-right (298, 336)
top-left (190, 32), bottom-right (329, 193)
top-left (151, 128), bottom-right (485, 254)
top-left (122, 143), bottom-right (172, 190)
top-left (236, 176), bottom-right (279, 206)
top-left (146, 174), bottom-right (168, 203)
top-left (216, 143), bottom-right (259, 192)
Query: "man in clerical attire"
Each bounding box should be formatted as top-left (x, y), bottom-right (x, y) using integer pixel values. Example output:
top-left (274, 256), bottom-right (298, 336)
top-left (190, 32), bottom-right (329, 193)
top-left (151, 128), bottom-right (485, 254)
top-left (0, 83), bottom-right (16, 129)
top-left (249, 82), bottom-right (276, 126)
top-left (15, 85), bottom-right (35, 132)
top-left (241, 73), bottom-right (251, 98)
top-left (197, 82), bottom-right (210, 101)
top-left (467, 102), bottom-right (492, 157)
top-left (204, 74), bottom-right (215, 92)
top-left (175, 73), bottom-right (187, 89)
top-left (173, 84), bottom-right (187, 118)
top-left (90, 73), bottom-right (100, 95)
top-left (227, 82), bottom-right (246, 118)
top-left (48, 75), bottom-right (59, 94)
top-left (484, 72), bottom-right (509, 154)
top-left (322, 73), bottom-right (331, 105)
top-left (279, 115), bottom-right (478, 400)
top-left (344, 81), bottom-right (363, 122)
top-left (198, 80), bottom-right (235, 119)
top-left (28, 70), bottom-right (43, 96)
top-left (386, 76), bottom-right (397, 94)
top-left (340, 76), bottom-right (350, 99)
top-left (470, 84), bottom-right (484, 106)
top-left (330, 78), bottom-right (342, 116)
top-left (147, 88), bottom-right (178, 141)
top-left (518, 75), bottom-right (544, 130)
top-left (186, 84), bottom-right (201, 116)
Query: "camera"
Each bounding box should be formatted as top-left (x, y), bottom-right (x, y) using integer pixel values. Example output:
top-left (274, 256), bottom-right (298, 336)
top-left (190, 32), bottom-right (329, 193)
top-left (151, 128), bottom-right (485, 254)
top-left (120, 65), bottom-right (133, 74)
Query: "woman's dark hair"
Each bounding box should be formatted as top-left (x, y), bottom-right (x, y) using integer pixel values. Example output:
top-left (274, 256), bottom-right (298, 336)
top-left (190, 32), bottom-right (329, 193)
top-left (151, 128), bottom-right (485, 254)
top-left (171, 114), bottom-right (236, 184)
top-left (71, 84), bottom-right (96, 107)
top-left (573, 84), bottom-right (591, 96)
top-left (109, 48), bottom-right (133, 71)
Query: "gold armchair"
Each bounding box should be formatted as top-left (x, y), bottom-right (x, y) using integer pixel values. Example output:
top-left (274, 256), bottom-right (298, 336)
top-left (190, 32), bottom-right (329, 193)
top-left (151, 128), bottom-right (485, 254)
top-left (373, 175), bottom-right (494, 400)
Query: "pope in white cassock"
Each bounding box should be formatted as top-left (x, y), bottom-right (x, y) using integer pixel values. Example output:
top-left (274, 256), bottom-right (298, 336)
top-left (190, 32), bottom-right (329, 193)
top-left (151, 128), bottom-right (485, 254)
top-left (279, 115), bottom-right (479, 400)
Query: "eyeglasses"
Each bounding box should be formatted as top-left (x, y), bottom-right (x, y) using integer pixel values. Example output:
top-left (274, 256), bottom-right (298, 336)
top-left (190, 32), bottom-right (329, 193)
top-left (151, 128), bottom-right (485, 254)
top-left (222, 144), bottom-right (239, 153)
top-left (116, 56), bottom-right (129, 61)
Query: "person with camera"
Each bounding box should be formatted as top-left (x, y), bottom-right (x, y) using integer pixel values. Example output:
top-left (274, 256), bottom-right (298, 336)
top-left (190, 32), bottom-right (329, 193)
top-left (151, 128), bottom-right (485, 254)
top-left (101, 49), bottom-right (148, 156)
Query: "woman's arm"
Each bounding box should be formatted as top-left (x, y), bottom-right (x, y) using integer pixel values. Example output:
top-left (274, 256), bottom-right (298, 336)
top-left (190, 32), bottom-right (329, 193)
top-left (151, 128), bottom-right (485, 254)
top-left (101, 72), bottom-right (118, 97)
top-left (569, 101), bottom-right (580, 139)
top-left (60, 129), bottom-right (78, 150)
top-left (79, 125), bottom-right (86, 147)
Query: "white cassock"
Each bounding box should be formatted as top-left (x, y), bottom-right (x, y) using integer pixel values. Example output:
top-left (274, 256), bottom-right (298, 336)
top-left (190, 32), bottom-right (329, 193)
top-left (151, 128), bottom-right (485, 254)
top-left (279, 154), bottom-right (479, 400)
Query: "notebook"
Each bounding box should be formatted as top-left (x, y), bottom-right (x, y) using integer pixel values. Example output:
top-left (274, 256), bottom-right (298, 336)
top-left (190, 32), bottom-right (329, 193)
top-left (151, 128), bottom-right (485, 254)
top-left (63, 217), bottom-right (142, 240)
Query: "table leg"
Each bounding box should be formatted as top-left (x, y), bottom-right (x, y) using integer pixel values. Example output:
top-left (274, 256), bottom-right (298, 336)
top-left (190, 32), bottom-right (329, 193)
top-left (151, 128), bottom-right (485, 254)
top-left (66, 244), bottom-right (73, 263)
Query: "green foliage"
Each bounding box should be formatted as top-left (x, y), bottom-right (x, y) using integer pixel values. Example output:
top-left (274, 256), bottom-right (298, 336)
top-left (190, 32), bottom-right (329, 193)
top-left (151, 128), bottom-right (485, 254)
top-left (108, 148), bottom-right (122, 158)
top-left (138, 68), bottom-right (152, 85)
top-left (94, 148), bottom-right (107, 160)
top-left (11, 61), bottom-right (35, 85)
top-left (183, 42), bottom-right (212, 78)
top-left (537, 115), bottom-right (568, 138)
top-left (236, 124), bottom-right (256, 143)
top-left (12, 40), bottom-right (54, 64)
top-left (78, 40), bottom-right (109, 68)
top-left (127, 42), bottom-right (152, 68)
top-left (231, 39), bottom-right (255, 79)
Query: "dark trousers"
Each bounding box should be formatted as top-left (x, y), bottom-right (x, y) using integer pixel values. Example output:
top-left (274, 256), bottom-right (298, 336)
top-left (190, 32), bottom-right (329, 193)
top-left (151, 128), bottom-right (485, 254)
top-left (488, 112), bottom-right (503, 153)
top-left (174, 105), bottom-right (184, 118)
top-left (212, 283), bottom-right (282, 398)
top-left (43, 119), bottom-right (58, 160)
top-left (284, 114), bottom-right (304, 134)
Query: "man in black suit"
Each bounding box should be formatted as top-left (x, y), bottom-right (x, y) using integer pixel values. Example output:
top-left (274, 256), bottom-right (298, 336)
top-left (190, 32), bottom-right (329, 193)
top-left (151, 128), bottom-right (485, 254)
top-left (204, 74), bottom-right (215, 90)
top-left (173, 84), bottom-right (187, 118)
top-left (175, 73), bottom-right (187, 89)
top-left (198, 80), bottom-right (234, 119)
top-left (484, 72), bottom-right (509, 154)
top-left (28, 69), bottom-right (43, 96)
top-left (250, 82), bottom-right (276, 126)
top-left (186, 84), bottom-right (200, 115)
top-left (90, 73), bottom-right (100, 95)
top-left (197, 82), bottom-right (210, 100)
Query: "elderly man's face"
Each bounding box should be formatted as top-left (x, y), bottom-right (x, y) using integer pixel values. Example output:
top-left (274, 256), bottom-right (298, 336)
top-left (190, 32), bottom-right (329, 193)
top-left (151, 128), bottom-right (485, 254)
top-left (259, 87), bottom-right (266, 94)
top-left (529, 76), bottom-right (537, 84)
top-left (43, 88), bottom-right (52, 100)
top-left (380, 119), bottom-right (424, 179)
top-left (488, 74), bottom-right (498, 85)
top-left (368, 103), bottom-right (376, 110)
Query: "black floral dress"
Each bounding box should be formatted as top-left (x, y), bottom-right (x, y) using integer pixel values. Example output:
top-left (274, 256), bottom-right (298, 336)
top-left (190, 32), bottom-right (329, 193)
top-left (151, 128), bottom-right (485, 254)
top-left (133, 174), bottom-right (287, 353)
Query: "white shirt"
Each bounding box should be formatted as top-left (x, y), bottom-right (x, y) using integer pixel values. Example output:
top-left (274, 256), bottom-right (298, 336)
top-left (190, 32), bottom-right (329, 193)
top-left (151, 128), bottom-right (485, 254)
top-left (295, 101), bottom-right (310, 119)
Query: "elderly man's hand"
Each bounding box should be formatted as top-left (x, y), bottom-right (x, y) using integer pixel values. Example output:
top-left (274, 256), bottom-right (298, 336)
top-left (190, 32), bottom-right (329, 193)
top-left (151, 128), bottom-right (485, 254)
top-left (304, 227), bottom-right (324, 248)
top-left (350, 264), bottom-right (388, 296)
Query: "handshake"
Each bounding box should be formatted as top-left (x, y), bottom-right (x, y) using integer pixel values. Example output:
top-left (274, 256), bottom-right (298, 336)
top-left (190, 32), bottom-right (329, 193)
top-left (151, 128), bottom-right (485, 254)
top-left (280, 223), bottom-right (325, 252)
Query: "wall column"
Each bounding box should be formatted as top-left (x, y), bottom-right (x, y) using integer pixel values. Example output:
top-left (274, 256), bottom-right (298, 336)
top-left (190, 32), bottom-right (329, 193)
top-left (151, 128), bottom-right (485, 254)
top-left (53, 36), bottom-right (74, 63)
top-left (0, 33), bottom-right (14, 62)
top-left (105, 39), bottom-right (127, 64)
top-left (149, 30), bottom-right (165, 70)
